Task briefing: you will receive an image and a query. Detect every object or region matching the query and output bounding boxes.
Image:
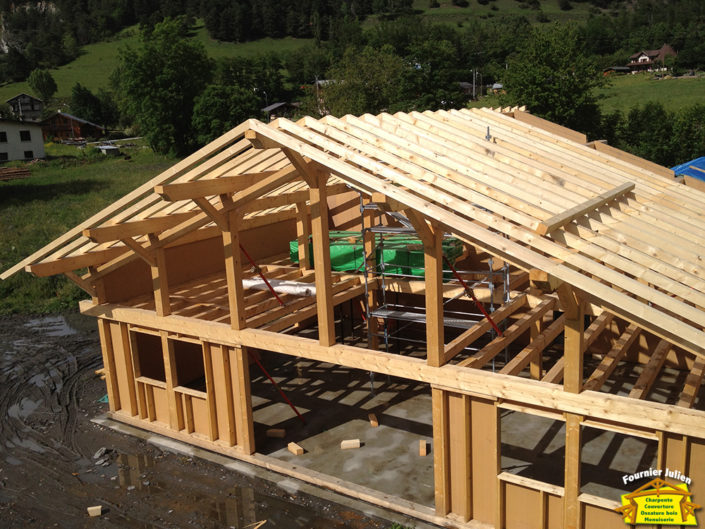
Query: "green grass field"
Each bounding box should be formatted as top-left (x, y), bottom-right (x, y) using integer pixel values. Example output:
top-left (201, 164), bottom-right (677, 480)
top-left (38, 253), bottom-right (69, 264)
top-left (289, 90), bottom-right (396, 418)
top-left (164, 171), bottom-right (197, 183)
top-left (409, 0), bottom-right (598, 25)
top-left (469, 72), bottom-right (705, 114)
top-left (597, 73), bottom-right (705, 114)
top-left (0, 22), bottom-right (312, 103)
top-left (0, 141), bottom-right (175, 314)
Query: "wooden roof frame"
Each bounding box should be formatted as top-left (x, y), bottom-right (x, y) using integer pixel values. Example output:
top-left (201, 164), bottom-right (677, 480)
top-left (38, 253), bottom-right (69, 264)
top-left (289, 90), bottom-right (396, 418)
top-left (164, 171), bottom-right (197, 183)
top-left (3, 107), bottom-right (705, 364)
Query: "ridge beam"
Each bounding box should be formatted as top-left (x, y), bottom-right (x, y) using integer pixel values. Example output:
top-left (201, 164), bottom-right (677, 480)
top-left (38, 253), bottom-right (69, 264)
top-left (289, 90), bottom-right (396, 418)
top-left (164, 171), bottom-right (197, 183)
top-left (535, 182), bottom-right (635, 236)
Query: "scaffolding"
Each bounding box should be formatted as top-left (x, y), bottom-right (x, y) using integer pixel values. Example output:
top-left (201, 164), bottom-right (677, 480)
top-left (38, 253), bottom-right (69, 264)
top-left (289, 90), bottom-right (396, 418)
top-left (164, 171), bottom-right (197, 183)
top-left (358, 196), bottom-right (511, 360)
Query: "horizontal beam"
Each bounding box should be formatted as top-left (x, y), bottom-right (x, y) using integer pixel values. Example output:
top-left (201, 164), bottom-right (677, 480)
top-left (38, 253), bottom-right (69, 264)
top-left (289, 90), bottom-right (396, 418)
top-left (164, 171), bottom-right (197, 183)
top-left (155, 172), bottom-right (278, 201)
top-left (26, 246), bottom-right (129, 277)
top-left (79, 300), bottom-right (705, 439)
top-left (535, 182), bottom-right (635, 236)
top-left (83, 211), bottom-right (200, 243)
top-left (238, 183), bottom-right (350, 214)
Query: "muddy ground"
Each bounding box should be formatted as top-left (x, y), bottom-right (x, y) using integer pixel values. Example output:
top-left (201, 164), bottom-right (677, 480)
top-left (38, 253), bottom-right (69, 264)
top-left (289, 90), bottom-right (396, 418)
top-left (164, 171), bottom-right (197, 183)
top-left (0, 313), bottom-right (394, 529)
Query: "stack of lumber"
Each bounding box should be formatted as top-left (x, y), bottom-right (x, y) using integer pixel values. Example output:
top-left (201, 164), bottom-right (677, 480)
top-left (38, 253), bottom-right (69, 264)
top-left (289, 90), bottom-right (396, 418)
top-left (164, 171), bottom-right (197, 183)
top-left (0, 167), bottom-right (30, 182)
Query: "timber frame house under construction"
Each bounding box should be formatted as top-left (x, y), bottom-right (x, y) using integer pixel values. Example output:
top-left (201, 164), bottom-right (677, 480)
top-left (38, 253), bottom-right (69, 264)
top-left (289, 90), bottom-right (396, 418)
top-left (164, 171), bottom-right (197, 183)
top-left (4, 107), bottom-right (705, 529)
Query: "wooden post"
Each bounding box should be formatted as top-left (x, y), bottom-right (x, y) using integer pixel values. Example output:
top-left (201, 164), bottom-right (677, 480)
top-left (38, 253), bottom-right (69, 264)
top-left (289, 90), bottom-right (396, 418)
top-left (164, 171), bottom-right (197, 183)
top-left (362, 198), bottom-right (379, 350)
top-left (295, 201), bottom-right (311, 269)
top-left (150, 242), bottom-right (171, 317)
top-left (309, 170), bottom-right (336, 346)
top-left (202, 342), bottom-right (219, 441)
top-left (529, 312), bottom-right (544, 379)
top-left (432, 387), bottom-right (451, 515)
top-left (425, 225), bottom-right (444, 367)
top-left (161, 332), bottom-right (184, 431)
top-left (561, 284), bottom-right (584, 394)
top-left (223, 210), bottom-right (246, 330)
top-left (563, 413), bottom-right (583, 529)
top-left (230, 346), bottom-right (255, 454)
top-left (118, 323), bottom-right (138, 416)
top-left (97, 319), bottom-right (120, 412)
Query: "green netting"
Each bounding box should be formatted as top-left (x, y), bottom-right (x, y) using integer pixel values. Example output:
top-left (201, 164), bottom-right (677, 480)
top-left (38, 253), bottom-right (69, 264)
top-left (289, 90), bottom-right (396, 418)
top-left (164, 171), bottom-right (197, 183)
top-left (290, 231), bottom-right (463, 277)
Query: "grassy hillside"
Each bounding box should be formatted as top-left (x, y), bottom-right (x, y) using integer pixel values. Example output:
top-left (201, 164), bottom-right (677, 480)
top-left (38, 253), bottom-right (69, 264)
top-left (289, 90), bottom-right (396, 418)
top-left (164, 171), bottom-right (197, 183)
top-left (409, 0), bottom-right (599, 25)
top-left (597, 73), bottom-right (705, 114)
top-left (0, 22), bottom-right (312, 103)
top-left (469, 72), bottom-right (705, 114)
top-left (0, 141), bottom-right (175, 314)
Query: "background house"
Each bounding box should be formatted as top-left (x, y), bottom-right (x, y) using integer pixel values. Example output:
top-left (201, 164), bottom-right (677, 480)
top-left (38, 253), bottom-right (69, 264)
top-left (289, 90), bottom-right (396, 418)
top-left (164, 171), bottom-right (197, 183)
top-left (6, 94), bottom-right (44, 122)
top-left (0, 119), bottom-right (45, 161)
top-left (627, 44), bottom-right (676, 72)
top-left (40, 111), bottom-right (106, 141)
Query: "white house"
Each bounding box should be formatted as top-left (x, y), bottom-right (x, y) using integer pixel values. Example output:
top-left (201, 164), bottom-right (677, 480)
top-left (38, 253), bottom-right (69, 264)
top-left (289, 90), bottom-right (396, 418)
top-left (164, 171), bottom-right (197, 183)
top-left (0, 119), bottom-right (45, 162)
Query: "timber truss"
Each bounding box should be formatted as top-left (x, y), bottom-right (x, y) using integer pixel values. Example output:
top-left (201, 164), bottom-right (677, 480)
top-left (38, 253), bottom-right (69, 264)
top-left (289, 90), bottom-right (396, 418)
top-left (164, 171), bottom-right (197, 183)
top-left (4, 107), bottom-right (705, 529)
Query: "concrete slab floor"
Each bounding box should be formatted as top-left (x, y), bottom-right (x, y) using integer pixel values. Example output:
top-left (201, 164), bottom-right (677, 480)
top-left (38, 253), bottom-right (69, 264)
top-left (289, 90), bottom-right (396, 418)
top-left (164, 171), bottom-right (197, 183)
top-left (250, 354), bottom-right (436, 508)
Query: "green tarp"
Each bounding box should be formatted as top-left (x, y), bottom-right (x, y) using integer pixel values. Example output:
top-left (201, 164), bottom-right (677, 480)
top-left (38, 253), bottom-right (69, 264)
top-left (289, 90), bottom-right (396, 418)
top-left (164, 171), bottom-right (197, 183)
top-left (290, 231), bottom-right (463, 277)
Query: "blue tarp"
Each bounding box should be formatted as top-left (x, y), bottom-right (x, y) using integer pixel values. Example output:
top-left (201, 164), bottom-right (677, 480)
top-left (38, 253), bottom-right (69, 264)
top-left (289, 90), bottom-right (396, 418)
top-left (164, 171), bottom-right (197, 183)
top-left (672, 156), bottom-right (705, 181)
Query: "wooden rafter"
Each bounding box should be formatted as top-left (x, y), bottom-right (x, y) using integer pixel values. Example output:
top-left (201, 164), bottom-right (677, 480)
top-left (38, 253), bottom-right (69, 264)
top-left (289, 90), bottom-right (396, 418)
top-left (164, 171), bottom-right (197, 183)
top-left (677, 357), bottom-right (705, 408)
top-left (500, 313), bottom-right (566, 376)
top-left (629, 340), bottom-right (671, 400)
top-left (583, 324), bottom-right (641, 391)
top-left (155, 171), bottom-right (278, 201)
top-left (458, 298), bottom-right (556, 369)
top-left (83, 211), bottom-right (200, 243)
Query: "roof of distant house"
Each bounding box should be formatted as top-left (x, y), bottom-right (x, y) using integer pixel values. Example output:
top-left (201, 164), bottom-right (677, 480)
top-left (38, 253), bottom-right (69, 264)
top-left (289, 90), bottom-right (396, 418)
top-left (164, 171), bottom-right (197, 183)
top-left (6, 93), bottom-right (43, 104)
top-left (41, 111), bottom-right (104, 129)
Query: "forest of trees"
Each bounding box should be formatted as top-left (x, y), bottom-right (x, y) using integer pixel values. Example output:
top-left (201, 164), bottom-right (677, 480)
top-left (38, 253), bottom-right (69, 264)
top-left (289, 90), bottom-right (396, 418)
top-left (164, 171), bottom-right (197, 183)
top-left (1, 0), bottom-right (704, 164)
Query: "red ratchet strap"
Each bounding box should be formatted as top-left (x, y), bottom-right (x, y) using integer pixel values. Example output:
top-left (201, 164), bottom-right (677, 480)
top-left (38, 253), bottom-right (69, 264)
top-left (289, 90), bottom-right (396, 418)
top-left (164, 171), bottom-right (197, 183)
top-left (238, 243), bottom-right (285, 306)
top-left (443, 256), bottom-right (503, 337)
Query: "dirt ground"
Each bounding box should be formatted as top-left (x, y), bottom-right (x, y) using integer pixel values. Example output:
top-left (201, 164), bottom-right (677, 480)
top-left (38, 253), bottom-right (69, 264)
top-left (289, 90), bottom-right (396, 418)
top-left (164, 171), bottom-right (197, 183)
top-left (0, 313), bottom-right (394, 529)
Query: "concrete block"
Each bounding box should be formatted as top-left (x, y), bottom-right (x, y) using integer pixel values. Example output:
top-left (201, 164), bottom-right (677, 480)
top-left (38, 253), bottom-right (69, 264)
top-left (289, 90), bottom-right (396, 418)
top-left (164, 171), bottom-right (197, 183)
top-left (87, 505), bottom-right (102, 517)
top-left (266, 428), bottom-right (286, 438)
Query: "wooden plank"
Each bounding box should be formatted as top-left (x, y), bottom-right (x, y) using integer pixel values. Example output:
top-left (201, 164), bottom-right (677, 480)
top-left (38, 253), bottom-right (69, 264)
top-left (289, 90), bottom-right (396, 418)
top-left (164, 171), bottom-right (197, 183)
top-left (308, 170), bottom-right (336, 346)
top-left (587, 140), bottom-right (674, 179)
top-left (535, 182), bottom-right (635, 236)
top-left (219, 344), bottom-right (236, 445)
top-left (83, 212), bottom-right (200, 243)
top-left (368, 413), bottom-right (379, 427)
top-left (26, 247), bottom-right (129, 277)
top-left (563, 289), bottom-right (585, 394)
top-left (117, 323), bottom-right (138, 416)
top-left (81, 301), bottom-right (705, 439)
top-left (288, 442), bottom-right (304, 455)
top-left (230, 346), bottom-right (255, 454)
top-left (443, 294), bottom-right (528, 363)
top-left (202, 342), bottom-right (219, 441)
top-left (583, 324), bottom-right (641, 392)
top-left (223, 210), bottom-right (246, 330)
top-left (501, 314), bottom-right (566, 376)
top-left (97, 320), bottom-right (120, 412)
top-left (155, 172), bottom-right (278, 201)
top-left (161, 332), bottom-right (184, 431)
top-left (340, 439), bottom-right (361, 450)
top-left (150, 246), bottom-right (170, 317)
top-left (563, 413), bottom-right (582, 529)
top-left (295, 201), bottom-right (311, 269)
top-left (425, 225), bottom-right (445, 367)
top-left (628, 340), bottom-right (670, 400)
top-left (459, 298), bottom-right (556, 369)
top-left (677, 357), bottom-right (705, 408)
top-left (431, 388), bottom-right (450, 515)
